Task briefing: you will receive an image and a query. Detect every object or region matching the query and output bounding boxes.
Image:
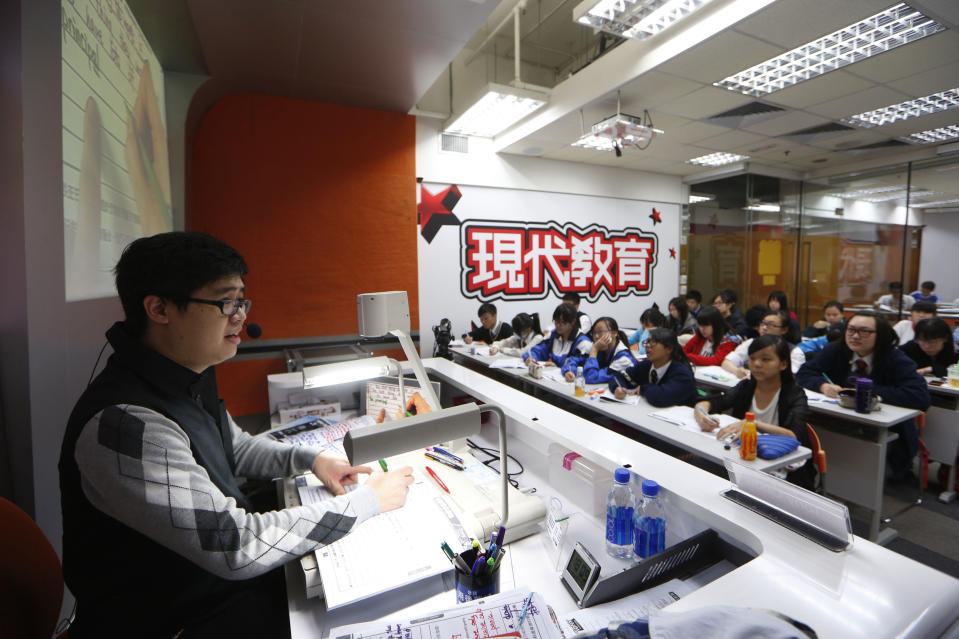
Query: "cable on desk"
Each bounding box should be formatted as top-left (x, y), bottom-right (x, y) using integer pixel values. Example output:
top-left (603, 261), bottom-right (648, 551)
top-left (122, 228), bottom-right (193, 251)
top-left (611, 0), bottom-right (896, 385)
top-left (466, 438), bottom-right (524, 489)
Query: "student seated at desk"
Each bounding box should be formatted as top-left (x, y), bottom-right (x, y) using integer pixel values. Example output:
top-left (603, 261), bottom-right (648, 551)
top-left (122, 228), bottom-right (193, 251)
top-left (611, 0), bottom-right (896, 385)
top-left (562, 291), bottom-right (592, 333)
top-left (721, 310), bottom-right (805, 378)
top-left (609, 328), bottom-right (697, 408)
top-left (802, 300), bottom-right (844, 338)
top-left (694, 335), bottom-right (814, 488)
top-left (489, 312), bottom-right (543, 357)
top-left (583, 317), bottom-right (637, 384)
top-left (910, 280), bottom-right (939, 304)
top-left (685, 289), bottom-right (703, 317)
top-left (767, 290), bottom-right (800, 333)
top-left (742, 304), bottom-right (771, 341)
top-left (797, 320), bottom-right (844, 362)
top-left (683, 306), bottom-right (740, 366)
top-left (901, 317), bottom-right (958, 377)
top-left (464, 302), bottom-right (514, 345)
top-left (58, 232), bottom-right (415, 638)
top-left (524, 302), bottom-right (592, 377)
top-left (796, 310), bottom-right (931, 482)
top-left (628, 306), bottom-right (668, 355)
top-left (712, 289), bottom-right (748, 337)
top-left (893, 300), bottom-right (936, 344)
top-left (875, 280), bottom-right (914, 311)
top-left (668, 296), bottom-right (698, 335)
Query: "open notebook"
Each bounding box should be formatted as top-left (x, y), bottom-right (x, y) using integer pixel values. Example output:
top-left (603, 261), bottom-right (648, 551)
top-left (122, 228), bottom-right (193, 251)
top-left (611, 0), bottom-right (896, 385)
top-left (649, 406), bottom-right (739, 438)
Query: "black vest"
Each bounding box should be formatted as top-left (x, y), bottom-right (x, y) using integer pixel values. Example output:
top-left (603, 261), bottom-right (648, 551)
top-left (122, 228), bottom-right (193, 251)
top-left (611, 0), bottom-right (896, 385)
top-left (59, 322), bottom-right (251, 636)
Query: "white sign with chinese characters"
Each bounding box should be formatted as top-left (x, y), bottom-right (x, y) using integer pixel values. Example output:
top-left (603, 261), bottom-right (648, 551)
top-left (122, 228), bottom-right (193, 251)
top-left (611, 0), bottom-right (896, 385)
top-left (417, 183), bottom-right (680, 356)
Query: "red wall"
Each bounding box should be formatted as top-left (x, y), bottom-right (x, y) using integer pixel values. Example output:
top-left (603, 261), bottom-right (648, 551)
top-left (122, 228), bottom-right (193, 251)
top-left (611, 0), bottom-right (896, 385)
top-left (189, 94), bottom-right (417, 415)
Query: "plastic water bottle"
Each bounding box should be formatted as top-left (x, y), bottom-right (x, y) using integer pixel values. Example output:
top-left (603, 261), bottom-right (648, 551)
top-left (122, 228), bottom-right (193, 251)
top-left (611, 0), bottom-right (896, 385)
top-left (634, 480), bottom-right (666, 559)
top-left (605, 467), bottom-right (635, 559)
top-left (574, 366), bottom-right (587, 397)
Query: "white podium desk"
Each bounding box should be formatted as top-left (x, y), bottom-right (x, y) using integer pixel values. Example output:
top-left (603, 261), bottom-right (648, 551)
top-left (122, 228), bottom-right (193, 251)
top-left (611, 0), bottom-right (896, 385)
top-left (286, 358), bottom-right (959, 639)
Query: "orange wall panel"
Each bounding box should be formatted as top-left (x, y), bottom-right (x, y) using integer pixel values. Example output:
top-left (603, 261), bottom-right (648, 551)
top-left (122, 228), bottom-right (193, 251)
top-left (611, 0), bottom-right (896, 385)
top-left (189, 95), bottom-right (417, 414)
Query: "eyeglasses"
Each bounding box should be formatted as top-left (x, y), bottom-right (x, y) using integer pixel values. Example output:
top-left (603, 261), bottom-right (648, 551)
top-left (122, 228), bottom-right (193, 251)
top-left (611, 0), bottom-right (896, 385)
top-left (846, 326), bottom-right (876, 337)
top-left (187, 297), bottom-right (252, 317)
top-left (643, 340), bottom-right (660, 348)
top-left (760, 321), bottom-right (783, 329)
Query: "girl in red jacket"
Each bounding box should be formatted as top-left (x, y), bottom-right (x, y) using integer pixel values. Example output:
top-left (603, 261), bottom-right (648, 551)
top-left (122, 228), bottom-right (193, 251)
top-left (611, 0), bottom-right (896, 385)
top-left (683, 306), bottom-right (740, 366)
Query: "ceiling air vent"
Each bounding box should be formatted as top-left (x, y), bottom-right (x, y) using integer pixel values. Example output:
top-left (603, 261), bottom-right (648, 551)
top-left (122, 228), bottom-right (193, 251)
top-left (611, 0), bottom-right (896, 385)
top-left (440, 133), bottom-right (469, 154)
top-left (780, 122), bottom-right (854, 143)
top-left (841, 139), bottom-right (911, 156)
top-left (707, 101), bottom-right (786, 128)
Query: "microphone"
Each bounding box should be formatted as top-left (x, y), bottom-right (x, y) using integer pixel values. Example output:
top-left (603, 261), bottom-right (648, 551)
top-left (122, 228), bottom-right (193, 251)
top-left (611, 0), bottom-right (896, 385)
top-left (246, 323), bottom-right (263, 339)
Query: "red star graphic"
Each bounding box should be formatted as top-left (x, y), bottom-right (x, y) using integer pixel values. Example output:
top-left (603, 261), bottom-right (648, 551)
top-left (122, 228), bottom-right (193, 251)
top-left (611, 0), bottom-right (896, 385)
top-left (669, 248), bottom-right (677, 259)
top-left (649, 208), bottom-right (662, 225)
top-left (417, 184), bottom-right (462, 243)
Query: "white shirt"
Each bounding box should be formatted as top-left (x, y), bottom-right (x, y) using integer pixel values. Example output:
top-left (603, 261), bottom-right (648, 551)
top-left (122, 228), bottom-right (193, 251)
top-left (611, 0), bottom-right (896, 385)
top-left (651, 360), bottom-right (672, 383)
top-left (893, 319), bottom-right (914, 345)
top-left (491, 331), bottom-right (544, 357)
top-left (876, 294), bottom-right (914, 311)
top-left (751, 388), bottom-right (781, 426)
top-left (608, 342), bottom-right (635, 374)
top-left (724, 338), bottom-right (806, 373)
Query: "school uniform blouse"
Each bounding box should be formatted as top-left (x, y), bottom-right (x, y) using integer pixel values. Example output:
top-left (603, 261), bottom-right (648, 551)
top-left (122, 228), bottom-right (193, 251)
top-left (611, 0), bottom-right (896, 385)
top-left (628, 328), bottom-right (649, 354)
top-left (582, 342), bottom-right (637, 384)
top-left (608, 359), bottom-right (697, 408)
top-left (467, 321), bottom-right (513, 344)
top-left (490, 331), bottom-right (544, 358)
top-left (900, 341), bottom-right (959, 378)
top-left (683, 333), bottom-right (739, 366)
top-left (524, 331), bottom-right (592, 374)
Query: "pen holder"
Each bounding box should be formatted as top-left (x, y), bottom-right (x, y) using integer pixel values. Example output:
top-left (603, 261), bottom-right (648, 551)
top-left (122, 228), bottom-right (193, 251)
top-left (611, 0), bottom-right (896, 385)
top-left (454, 547), bottom-right (502, 602)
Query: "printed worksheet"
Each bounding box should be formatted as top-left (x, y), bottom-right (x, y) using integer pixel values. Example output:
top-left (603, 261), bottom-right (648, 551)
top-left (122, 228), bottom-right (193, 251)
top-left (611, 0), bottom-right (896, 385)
top-left (328, 590), bottom-right (561, 639)
top-left (557, 579), bottom-right (693, 637)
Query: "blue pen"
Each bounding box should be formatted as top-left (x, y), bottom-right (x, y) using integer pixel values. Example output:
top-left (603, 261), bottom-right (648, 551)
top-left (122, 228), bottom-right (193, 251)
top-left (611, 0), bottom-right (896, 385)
top-left (517, 592), bottom-right (534, 627)
top-left (489, 531), bottom-right (498, 549)
top-left (471, 556), bottom-right (486, 576)
top-left (695, 405), bottom-right (718, 427)
top-left (495, 525), bottom-right (506, 547)
top-left (430, 446), bottom-right (464, 464)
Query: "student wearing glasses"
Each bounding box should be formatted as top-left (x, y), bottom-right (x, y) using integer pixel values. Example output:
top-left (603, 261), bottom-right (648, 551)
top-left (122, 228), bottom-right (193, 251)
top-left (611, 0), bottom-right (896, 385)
top-left (797, 310), bottom-right (930, 482)
top-left (524, 302), bottom-right (593, 377)
top-left (582, 317), bottom-right (637, 384)
top-left (683, 306), bottom-right (741, 366)
top-left (711, 289), bottom-right (748, 337)
top-left (721, 310), bottom-right (805, 378)
top-left (609, 328), bottom-right (697, 408)
top-left (59, 232), bottom-right (414, 637)
top-left (900, 317), bottom-right (958, 378)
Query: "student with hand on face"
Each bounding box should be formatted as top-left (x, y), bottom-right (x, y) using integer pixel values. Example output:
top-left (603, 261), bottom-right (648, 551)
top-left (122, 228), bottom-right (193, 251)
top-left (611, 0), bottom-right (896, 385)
top-left (609, 328), bottom-right (697, 408)
top-left (695, 335), bottom-right (814, 488)
top-left (803, 301), bottom-right (844, 338)
top-left (489, 312), bottom-right (543, 357)
top-left (464, 302), bottom-right (513, 345)
top-left (524, 302), bottom-right (593, 376)
top-left (582, 317), bottom-right (637, 384)
top-left (901, 317), bottom-right (958, 377)
top-left (712, 289), bottom-right (748, 337)
top-left (668, 296), bottom-right (698, 335)
top-left (683, 306), bottom-right (740, 366)
top-left (59, 232), bottom-right (415, 638)
top-left (796, 310), bottom-right (930, 482)
top-left (893, 300), bottom-right (936, 345)
top-left (721, 309), bottom-right (805, 378)
top-left (628, 306), bottom-right (668, 355)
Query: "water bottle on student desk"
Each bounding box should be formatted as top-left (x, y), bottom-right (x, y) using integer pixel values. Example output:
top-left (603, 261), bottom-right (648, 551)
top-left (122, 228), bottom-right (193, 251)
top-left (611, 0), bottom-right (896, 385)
top-left (574, 366), bottom-right (587, 397)
top-left (634, 480), bottom-right (666, 559)
top-left (605, 467), bottom-right (635, 559)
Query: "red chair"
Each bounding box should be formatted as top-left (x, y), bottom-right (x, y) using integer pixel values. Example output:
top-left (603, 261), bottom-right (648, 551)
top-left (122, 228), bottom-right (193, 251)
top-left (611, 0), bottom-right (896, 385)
top-left (0, 497), bottom-right (66, 639)
top-left (805, 424), bottom-right (827, 494)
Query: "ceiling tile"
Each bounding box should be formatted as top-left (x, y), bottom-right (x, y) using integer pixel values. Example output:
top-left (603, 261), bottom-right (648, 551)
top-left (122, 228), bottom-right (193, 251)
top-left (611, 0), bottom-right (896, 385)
top-left (887, 59), bottom-right (959, 97)
top-left (666, 121), bottom-right (731, 144)
top-left (731, 0), bottom-right (903, 49)
top-left (806, 86), bottom-right (914, 120)
top-left (617, 71), bottom-right (704, 109)
top-left (656, 31), bottom-right (784, 85)
top-left (845, 30), bottom-right (959, 84)
top-left (764, 71), bottom-right (875, 109)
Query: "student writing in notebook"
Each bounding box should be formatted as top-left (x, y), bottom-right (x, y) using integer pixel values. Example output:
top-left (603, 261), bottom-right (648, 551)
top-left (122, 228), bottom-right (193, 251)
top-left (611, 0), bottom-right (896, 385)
top-left (694, 335), bottom-right (814, 488)
top-left (900, 317), bottom-right (958, 377)
top-left (524, 302), bottom-right (593, 376)
top-left (582, 317), bottom-right (637, 384)
top-left (489, 312), bottom-right (543, 357)
top-left (59, 233), bottom-right (414, 638)
top-left (609, 328), bottom-right (697, 408)
top-left (463, 302), bottom-right (514, 345)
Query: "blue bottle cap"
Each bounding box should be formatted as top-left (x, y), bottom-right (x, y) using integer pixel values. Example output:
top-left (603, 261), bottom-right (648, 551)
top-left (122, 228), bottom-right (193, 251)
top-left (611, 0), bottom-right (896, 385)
top-left (642, 479), bottom-right (659, 496)
top-left (614, 467), bottom-right (631, 483)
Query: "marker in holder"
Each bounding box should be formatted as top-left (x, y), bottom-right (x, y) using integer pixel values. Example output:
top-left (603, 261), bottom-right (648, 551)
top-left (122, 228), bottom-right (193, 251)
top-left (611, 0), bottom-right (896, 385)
top-left (453, 546), bottom-right (503, 602)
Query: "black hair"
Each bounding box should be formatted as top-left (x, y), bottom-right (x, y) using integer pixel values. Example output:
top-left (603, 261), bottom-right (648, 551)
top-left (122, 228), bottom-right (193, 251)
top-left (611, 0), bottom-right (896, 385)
top-left (745, 304), bottom-right (771, 329)
top-left (561, 291), bottom-right (581, 305)
top-left (824, 300), bottom-right (843, 313)
top-left (668, 296), bottom-right (689, 332)
top-left (640, 307), bottom-right (668, 329)
top-left (888, 281), bottom-right (903, 291)
top-left (713, 289), bottom-right (738, 306)
top-left (914, 318), bottom-right (955, 359)
top-left (511, 312), bottom-right (542, 336)
top-left (553, 303), bottom-right (581, 340)
top-left (591, 317), bottom-right (630, 364)
top-left (826, 321), bottom-right (845, 342)
top-left (114, 231), bottom-right (248, 336)
top-left (695, 306), bottom-right (729, 350)
top-left (686, 290), bottom-right (702, 304)
top-left (478, 302), bottom-right (497, 317)
top-left (767, 290), bottom-right (790, 314)
top-left (912, 300), bottom-right (937, 314)
top-left (647, 327), bottom-right (691, 368)
top-left (747, 334), bottom-right (793, 385)
top-left (921, 281), bottom-right (935, 291)
top-left (764, 308), bottom-right (799, 344)
top-left (841, 310), bottom-right (898, 364)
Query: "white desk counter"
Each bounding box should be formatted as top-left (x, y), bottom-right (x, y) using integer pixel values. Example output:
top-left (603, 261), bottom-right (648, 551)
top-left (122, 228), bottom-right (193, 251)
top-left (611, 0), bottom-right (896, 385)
top-left (285, 358), bottom-right (959, 639)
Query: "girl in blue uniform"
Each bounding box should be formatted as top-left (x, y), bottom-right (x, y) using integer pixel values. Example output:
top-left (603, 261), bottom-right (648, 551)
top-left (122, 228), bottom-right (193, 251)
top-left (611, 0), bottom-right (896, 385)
top-left (524, 303), bottom-right (592, 377)
top-left (582, 317), bottom-right (637, 384)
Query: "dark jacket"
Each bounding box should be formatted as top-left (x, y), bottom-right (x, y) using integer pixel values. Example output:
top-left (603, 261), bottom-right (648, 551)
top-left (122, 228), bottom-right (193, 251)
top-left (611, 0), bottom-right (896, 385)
top-left (900, 341), bottom-right (959, 378)
top-left (726, 308), bottom-right (748, 337)
top-left (609, 359), bottom-right (698, 408)
top-left (467, 321), bottom-right (514, 344)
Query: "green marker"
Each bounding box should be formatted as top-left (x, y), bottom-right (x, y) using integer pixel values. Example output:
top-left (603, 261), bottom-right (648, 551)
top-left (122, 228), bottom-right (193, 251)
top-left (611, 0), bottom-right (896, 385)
top-left (379, 459), bottom-right (389, 472)
top-left (441, 541), bottom-right (455, 561)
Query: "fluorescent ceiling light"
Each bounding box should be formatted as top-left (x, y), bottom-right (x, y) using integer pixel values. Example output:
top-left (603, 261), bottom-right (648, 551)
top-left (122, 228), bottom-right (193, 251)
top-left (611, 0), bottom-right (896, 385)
top-left (686, 151), bottom-right (748, 167)
top-left (841, 88), bottom-right (959, 128)
top-left (901, 125), bottom-right (959, 144)
top-left (443, 83), bottom-right (548, 138)
top-left (689, 194), bottom-right (714, 203)
top-left (573, 0), bottom-right (714, 40)
top-left (913, 197), bottom-right (959, 208)
top-left (859, 189), bottom-right (938, 203)
top-left (830, 185), bottom-right (906, 198)
top-left (745, 203), bottom-right (780, 212)
top-left (715, 3), bottom-right (944, 96)
top-left (572, 134), bottom-right (616, 151)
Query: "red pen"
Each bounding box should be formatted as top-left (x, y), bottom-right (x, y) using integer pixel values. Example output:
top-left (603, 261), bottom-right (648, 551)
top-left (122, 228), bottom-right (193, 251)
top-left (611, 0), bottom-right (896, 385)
top-left (425, 465), bottom-right (450, 493)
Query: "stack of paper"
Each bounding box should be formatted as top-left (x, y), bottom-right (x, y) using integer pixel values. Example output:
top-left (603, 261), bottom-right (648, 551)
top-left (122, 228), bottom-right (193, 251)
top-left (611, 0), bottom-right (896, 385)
top-left (490, 357), bottom-right (526, 369)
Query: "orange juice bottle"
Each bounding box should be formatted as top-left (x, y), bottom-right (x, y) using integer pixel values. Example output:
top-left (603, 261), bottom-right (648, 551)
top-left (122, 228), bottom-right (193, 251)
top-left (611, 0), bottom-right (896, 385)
top-left (740, 411), bottom-right (757, 461)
